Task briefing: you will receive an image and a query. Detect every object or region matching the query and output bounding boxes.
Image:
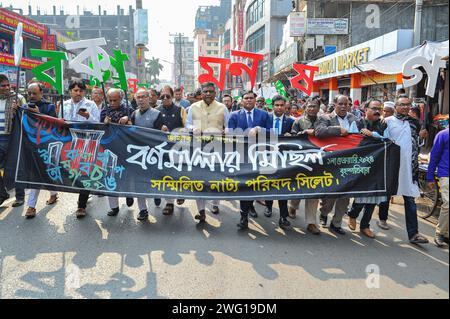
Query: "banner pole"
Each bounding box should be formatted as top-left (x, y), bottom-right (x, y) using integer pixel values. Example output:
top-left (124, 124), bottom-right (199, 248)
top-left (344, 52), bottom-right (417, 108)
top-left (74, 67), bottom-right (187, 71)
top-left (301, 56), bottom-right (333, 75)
top-left (101, 82), bottom-right (109, 108)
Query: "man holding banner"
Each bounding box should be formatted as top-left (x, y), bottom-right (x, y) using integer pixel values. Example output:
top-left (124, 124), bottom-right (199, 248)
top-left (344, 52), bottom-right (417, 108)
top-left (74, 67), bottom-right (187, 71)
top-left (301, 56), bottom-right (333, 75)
top-left (0, 74), bottom-right (26, 207)
top-left (61, 79), bottom-right (100, 218)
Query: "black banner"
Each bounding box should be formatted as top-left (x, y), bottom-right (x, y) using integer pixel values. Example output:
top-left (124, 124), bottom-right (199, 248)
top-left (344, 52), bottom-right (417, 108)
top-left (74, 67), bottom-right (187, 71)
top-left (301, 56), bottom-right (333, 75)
top-left (6, 111), bottom-right (400, 200)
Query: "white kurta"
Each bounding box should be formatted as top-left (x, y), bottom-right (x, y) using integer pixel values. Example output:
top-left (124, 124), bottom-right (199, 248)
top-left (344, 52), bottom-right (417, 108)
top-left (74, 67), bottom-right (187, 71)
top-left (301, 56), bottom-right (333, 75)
top-left (385, 117), bottom-right (420, 197)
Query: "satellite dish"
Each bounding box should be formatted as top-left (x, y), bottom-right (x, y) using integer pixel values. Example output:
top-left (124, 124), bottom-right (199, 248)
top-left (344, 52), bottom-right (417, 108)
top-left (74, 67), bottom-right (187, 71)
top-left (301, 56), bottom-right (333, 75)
top-left (14, 23), bottom-right (24, 67)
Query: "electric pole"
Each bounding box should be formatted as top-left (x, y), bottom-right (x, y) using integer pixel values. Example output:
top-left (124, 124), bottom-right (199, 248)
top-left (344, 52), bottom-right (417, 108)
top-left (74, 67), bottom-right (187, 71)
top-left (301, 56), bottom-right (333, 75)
top-left (170, 33), bottom-right (185, 88)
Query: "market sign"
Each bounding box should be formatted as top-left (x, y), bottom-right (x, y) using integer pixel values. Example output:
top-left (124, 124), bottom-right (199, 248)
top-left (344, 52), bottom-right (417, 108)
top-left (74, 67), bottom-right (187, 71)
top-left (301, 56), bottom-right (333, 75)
top-left (307, 18), bottom-right (349, 35)
top-left (0, 52), bottom-right (41, 69)
top-left (273, 42), bottom-right (298, 73)
top-left (316, 47), bottom-right (370, 76)
top-left (360, 73), bottom-right (398, 86)
top-left (0, 8), bottom-right (47, 41)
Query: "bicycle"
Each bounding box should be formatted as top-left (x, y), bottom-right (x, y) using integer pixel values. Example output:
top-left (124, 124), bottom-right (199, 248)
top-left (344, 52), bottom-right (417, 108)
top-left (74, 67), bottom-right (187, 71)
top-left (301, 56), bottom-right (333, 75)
top-left (417, 164), bottom-right (442, 219)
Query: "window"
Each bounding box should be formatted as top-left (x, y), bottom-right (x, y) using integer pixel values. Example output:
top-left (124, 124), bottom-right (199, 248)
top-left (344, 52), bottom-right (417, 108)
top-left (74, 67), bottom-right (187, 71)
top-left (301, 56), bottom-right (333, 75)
top-left (245, 26), bottom-right (265, 53)
top-left (246, 0), bottom-right (265, 30)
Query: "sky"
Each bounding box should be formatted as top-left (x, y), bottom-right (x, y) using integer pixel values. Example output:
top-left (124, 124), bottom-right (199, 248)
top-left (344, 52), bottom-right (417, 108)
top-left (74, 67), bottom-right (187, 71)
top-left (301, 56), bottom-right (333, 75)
top-left (4, 0), bottom-right (220, 80)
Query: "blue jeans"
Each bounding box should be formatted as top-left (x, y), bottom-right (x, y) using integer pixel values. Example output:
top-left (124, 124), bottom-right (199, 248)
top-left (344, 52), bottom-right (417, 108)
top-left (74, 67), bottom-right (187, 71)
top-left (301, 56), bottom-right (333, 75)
top-left (0, 139), bottom-right (24, 200)
top-left (403, 196), bottom-right (419, 240)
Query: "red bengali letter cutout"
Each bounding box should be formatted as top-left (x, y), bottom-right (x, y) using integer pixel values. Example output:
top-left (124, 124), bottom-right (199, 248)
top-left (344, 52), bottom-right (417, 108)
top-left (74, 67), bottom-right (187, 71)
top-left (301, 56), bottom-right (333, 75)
top-left (198, 56), bottom-right (231, 91)
top-left (290, 64), bottom-right (319, 96)
top-left (229, 50), bottom-right (264, 89)
top-left (127, 78), bottom-right (138, 94)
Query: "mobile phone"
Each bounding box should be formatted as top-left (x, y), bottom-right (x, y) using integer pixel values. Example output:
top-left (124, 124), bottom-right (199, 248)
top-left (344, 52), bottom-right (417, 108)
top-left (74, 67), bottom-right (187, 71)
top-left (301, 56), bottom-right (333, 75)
top-left (28, 102), bottom-right (37, 109)
top-left (78, 108), bottom-right (87, 112)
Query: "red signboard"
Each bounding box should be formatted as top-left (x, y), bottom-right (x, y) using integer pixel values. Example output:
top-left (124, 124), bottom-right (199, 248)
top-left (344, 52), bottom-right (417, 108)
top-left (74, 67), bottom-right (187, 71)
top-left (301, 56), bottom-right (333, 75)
top-left (0, 52), bottom-right (42, 69)
top-left (42, 34), bottom-right (57, 51)
top-left (0, 8), bottom-right (47, 40)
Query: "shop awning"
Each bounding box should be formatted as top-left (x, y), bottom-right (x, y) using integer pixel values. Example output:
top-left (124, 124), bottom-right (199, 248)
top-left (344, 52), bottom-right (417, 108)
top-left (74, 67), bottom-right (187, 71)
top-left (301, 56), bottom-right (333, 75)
top-left (359, 40), bottom-right (449, 75)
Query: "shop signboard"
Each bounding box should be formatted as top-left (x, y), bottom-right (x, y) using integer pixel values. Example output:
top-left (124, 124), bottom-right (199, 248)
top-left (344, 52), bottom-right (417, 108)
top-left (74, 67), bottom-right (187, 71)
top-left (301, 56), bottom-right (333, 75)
top-left (134, 9), bottom-right (148, 46)
top-left (290, 12), bottom-right (307, 37)
top-left (307, 18), bottom-right (349, 35)
top-left (0, 8), bottom-right (47, 41)
top-left (273, 42), bottom-right (298, 73)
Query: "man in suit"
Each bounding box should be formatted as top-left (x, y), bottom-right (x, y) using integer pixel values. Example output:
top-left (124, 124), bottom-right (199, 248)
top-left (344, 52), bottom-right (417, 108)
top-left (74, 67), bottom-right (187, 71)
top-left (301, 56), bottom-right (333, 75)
top-left (227, 90), bottom-right (272, 230)
top-left (264, 95), bottom-right (294, 228)
top-left (314, 94), bottom-right (363, 235)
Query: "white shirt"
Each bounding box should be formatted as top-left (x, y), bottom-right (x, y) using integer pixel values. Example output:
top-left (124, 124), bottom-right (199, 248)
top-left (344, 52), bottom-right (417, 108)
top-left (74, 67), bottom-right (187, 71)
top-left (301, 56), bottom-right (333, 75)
top-left (61, 98), bottom-right (100, 122)
top-left (337, 113), bottom-right (351, 130)
top-left (272, 114), bottom-right (284, 135)
top-left (385, 116), bottom-right (420, 197)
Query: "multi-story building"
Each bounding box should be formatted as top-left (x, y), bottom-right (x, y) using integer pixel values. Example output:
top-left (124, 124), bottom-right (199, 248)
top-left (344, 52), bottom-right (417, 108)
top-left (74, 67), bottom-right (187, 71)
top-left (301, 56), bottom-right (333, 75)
top-left (172, 35), bottom-right (195, 93)
top-left (29, 5), bottom-right (140, 77)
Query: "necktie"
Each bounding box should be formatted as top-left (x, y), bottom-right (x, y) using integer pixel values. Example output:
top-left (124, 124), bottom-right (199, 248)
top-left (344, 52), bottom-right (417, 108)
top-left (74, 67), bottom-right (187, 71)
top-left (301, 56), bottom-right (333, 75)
top-left (247, 111), bottom-right (253, 128)
top-left (275, 118), bottom-right (281, 135)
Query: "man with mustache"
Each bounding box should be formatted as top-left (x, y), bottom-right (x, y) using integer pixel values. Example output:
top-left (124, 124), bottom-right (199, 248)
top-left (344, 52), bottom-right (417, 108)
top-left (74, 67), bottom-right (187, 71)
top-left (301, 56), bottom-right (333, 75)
top-left (347, 99), bottom-right (387, 238)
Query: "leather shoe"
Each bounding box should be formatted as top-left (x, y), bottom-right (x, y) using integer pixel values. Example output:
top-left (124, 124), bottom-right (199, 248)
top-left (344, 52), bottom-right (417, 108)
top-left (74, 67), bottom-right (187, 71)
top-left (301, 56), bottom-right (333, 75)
top-left (211, 206), bottom-right (220, 215)
top-left (307, 224), bottom-right (321, 235)
top-left (237, 217), bottom-right (248, 230)
top-left (194, 210), bottom-right (206, 222)
top-left (76, 208), bottom-right (87, 219)
top-left (279, 217), bottom-right (291, 228)
top-left (409, 233), bottom-right (429, 244)
top-left (12, 199), bottom-right (24, 208)
top-left (264, 207), bottom-right (272, 218)
top-left (154, 198), bottom-right (162, 207)
top-left (137, 209), bottom-right (149, 221)
top-left (348, 217), bottom-right (357, 231)
top-left (25, 207), bottom-right (37, 219)
top-left (126, 198), bottom-right (134, 207)
top-left (107, 207), bottom-right (120, 216)
top-left (249, 205), bottom-right (258, 218)
top-left (46, 194), bottom-right (58, 205)
top-left (329, 223), bottom-right (346, 235)
top-left (320, 215), bottom-right (328, 227)
top-left (288, 207), bottom-right (296, 219)
top-left (361, 228), bottom-right (375, 238)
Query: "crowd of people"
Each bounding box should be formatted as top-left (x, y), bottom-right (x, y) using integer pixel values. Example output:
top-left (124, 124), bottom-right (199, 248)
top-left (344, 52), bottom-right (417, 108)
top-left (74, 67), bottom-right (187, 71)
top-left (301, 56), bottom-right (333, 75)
top-left (0, 73), bottom-right (448, 248)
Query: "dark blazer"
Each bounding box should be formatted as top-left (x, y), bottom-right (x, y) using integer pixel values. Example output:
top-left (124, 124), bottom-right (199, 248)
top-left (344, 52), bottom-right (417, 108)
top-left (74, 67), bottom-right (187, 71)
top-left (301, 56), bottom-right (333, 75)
top-left (314, 112), bottom-right (363, 138)
top-left (33, 99), bottom-right (57, 117)
top-left (269, 114), bottom-right (294, 136)
top-left (227, 107), bottom-right (272, 131)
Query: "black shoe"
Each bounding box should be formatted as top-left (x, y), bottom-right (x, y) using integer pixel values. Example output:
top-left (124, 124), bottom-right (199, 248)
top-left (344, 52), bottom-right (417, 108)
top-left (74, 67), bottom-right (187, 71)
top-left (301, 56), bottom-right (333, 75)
top-left (0, 193), bottom-right (10, 206)
top-left (329, 223), bottom-right (346, 235)
top-left (249, 205), bottom-right (258, 218)
top-left (279, 217), bottom-right (291, 228)
top-left (237, 217), bottom-right (249, 230)
top-left (154, 198), bottom-right (161, 207)
top-left (264, 207), bottom-right (272, 218)
top-left (126, 198), bottom-right (134, 207)
top-left (137, 210), bottom-right (149, 221)
top-left (211, 206), bottom-right (220, 215)
top-left (107, 207), bottom-right (120, 216)
top-left (194, 210), bottom-right (206, 222)
top-left (444, 237), bottom-right (449, 244)
top-left (320, 215), bottom-right (328, 227)
top-left (12, 199), bottom-right (24, 208)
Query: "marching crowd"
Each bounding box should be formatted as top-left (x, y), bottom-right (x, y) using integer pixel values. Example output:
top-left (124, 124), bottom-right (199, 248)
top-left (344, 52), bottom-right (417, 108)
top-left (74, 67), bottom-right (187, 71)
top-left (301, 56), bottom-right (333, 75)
top-left (0, 73), bottom-right (448, 247)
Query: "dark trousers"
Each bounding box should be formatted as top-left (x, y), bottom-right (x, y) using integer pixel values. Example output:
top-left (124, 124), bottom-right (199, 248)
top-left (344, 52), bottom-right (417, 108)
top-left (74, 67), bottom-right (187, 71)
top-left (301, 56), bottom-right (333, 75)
top-left (403, 196), bottom-right (419, 240)
top-left (348, 202), bottom-right (376, 230)
top-left (378, 197), bottom-right (390, 221)
top-left (0, 139), bottom-right (24, 200)
top-left (78, 191), bottom-right (90, 209)
top-left (265, 200), bottom-right (288, 219)
top-left (240, 200), bottom-right (253, 219)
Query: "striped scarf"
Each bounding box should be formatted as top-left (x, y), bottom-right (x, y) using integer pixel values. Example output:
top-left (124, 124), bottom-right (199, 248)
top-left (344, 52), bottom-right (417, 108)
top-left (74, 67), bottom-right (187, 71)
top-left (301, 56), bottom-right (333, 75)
top-left (0, 92), bottom-right (15, 135)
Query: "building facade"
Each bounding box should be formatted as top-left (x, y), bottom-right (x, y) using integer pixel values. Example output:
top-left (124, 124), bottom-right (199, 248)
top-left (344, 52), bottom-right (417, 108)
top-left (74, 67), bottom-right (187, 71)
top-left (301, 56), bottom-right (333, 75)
top-left (172, 36), bottom-right (195, 93)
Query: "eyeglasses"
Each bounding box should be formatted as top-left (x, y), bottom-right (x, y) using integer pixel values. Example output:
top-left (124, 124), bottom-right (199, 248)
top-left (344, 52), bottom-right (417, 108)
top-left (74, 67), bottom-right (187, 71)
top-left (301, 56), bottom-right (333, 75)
top-left (160, 95), bottom-right (172, 100)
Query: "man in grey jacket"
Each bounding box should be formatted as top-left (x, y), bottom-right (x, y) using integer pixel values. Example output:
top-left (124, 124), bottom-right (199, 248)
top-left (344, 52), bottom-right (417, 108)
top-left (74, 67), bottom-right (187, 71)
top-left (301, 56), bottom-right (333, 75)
top-left (314, 94), bottom-right (363, 235)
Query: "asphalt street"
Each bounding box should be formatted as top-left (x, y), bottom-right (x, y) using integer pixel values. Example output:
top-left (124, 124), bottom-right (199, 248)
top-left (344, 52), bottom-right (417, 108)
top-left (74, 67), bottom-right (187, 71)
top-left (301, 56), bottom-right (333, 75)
top-left (0, 191), bottom-right (448, 299)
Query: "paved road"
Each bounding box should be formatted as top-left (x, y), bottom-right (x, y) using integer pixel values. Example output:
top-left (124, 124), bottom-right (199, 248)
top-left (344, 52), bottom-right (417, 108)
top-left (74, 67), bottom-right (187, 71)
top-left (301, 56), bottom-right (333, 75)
top-left (0, 192), bottom-right (448, 299)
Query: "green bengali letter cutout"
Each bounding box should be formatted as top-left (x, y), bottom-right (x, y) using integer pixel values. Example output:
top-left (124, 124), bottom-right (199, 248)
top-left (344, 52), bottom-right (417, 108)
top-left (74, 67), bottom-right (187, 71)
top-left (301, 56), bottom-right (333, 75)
top-left (30, 49), bottom-right (68, 95)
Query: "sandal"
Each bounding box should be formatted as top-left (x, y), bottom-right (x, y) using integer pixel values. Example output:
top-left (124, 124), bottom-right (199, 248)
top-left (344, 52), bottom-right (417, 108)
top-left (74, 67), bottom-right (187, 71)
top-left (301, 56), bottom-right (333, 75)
top-left (46, 195), bottom-right (58, 205)
top-left (176, 199), bottom-right (185, 205)
top-left (162, 203), bottom-right (174, 215)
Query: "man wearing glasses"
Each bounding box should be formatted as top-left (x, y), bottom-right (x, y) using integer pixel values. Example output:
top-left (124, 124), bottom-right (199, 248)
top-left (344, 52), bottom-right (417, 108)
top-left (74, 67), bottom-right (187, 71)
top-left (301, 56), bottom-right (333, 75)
top-left (156, 86), bottom-right (187, 216)
top-left (384, 94), bottom-right (429, 244)
top-left (314, 94), bottom-right (363, 235)
top-left (186, 82), bottom-right (229, 223)
top-left (0, 74), bottom-right (26, 207)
